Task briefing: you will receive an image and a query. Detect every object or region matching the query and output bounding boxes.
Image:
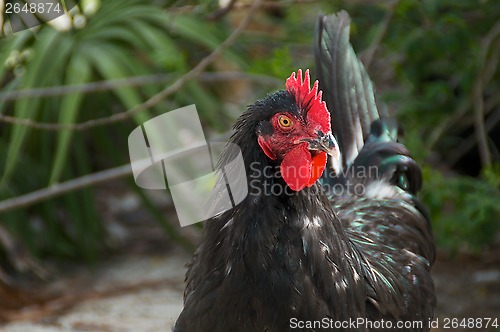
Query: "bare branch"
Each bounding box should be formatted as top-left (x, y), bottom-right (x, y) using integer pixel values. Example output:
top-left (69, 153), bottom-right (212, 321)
top-left (0, 74), bottom-right (173, 101)
top-left (170, 0), bottom-right (320, 14)
top-left (0, 131), bottom-right (231, 213)
top-left (361, 0), bottom-right (399, 71)
top-left (0, 164), bottom-right (132, 213)
top-left (473, 20), bottom-right (500, 168)
top-left (427, 41), bottom-right (500, 152)
top-left (474, 79), bottom-right (490, 168)
top-left (449, 106), bottom-right (500, 166)
top-left (0, 72), bottom-right (281, 102)
top-left (426, 98), bottom-right (471, 151)
top-left (0, 0), bottom-right (263, 131)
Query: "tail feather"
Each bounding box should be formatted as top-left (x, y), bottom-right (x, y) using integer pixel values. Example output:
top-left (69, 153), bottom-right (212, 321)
top-left (315, 13), bottom-right (422, 196)
top-left (353, 119), bottom-right (423, 195)
top-left (315, 11), bottom-right (435, 325)
top-left (315, 11), bottom-right (387, 171)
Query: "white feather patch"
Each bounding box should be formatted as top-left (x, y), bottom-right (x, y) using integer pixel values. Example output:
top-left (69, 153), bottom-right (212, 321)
top-left (363, 180), bottom-right (399, 199)
top-left (301, 216), bottom-right (323, 229)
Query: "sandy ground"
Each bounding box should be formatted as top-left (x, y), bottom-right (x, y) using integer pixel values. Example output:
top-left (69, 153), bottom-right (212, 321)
top-left (2, 249), bottom-right (189, 332)
top-left (3, 249), bottom-right (499, 332)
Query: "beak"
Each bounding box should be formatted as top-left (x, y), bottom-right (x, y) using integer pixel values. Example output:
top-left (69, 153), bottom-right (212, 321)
top-left (299, 131), bottom-right (340, 159)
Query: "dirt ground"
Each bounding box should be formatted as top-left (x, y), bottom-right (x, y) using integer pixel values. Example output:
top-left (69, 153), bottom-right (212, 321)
top-left (1, 191), bottom-right (499, 332)
top-left (431, 250), bottom-right (500, 332)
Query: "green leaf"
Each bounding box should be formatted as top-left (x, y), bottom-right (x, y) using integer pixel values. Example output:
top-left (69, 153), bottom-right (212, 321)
top-left (170, 15), bottom-right (221, 50)
top-left (49, 52), bottom-right (92, 184)
top-left (128, 20), bottom-right (184, 69)
top-left (84, 44), bottom-right (151, 124)
top-left (1, 29), bottom-right (73, 186)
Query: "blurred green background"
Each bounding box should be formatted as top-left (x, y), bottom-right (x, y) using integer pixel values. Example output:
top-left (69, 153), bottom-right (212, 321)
top-left (0, 0), bottom-right (499, 280)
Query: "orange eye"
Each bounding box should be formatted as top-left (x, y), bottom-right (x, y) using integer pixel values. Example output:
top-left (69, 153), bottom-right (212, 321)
top-left (278, 115), bottom-right (293, 128)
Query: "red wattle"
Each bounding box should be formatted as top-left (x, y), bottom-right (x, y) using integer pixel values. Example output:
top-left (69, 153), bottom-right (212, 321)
top-left (308, 152), bottom-right (327, 186)
top-left (281, 146), bottom-right (328, 191)
top-left (281, 144), bottom-right (312, 191)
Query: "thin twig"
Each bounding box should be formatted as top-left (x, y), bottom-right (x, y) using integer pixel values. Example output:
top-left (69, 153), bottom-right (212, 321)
top-left (449, 106), bottom-right (500, 166)
top-left (426, 98), bottom-right (471, 151)
top-left (0, 131), bottom-right (231, 213)
top-left (0, 74), bottom-right (173, 101)
top-left (427, 38), bottom-right (500, 153)
top-left (0, 0), bottom-right (262, 131)
top-left (362, 0), bottom-right (399, 71)
top-left (170, 0), bottom-right (320, 14)
top-left (0, 164), bottom-right (133, 213)
top-left (474, 78), bottom-right (490, 167)
top-left (473, 20), bottom-right (500, 168)
top-left (0, 72), bottom-right (281, 102)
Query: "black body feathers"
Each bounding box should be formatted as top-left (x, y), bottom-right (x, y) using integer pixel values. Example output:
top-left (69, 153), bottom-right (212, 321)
top-left (175, 11), bottom-right (435, 332)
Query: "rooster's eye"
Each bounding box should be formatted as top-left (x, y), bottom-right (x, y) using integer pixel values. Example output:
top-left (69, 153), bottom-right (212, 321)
top-left (278, 115), bottom-right (293, 128)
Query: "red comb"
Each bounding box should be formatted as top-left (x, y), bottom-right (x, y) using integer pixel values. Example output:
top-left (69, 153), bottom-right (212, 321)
top-left (285, 69), bottom-right (331, 133)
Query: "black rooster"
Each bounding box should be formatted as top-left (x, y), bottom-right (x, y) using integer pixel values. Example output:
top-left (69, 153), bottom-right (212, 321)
top-left (175, 11), bottom-right (435, 332)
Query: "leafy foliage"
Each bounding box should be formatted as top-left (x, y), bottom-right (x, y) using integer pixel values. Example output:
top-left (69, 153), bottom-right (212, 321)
top-left (331, 0), bottom-right (500, 253)
top-left (422, 165), bottom-right (500, 252)
top-left (0, 0), bottom-right (498, 267)
top-left (0, 0), bottom-right (239, 260)
top-left (386, 1), bottom-right (500, 253)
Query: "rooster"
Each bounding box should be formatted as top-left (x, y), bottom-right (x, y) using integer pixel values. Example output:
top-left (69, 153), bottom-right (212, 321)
top-left (175, 11), bottom-right (435, 332)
